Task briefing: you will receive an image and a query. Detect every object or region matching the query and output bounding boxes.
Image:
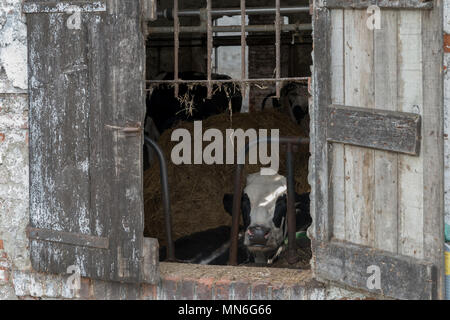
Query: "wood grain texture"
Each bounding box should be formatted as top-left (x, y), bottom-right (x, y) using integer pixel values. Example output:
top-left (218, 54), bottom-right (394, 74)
top-left (343, 9), bottom-right (375, 246)
top-left (373, 10), bottom-right (399, 253)
top-left (27, 0), bottom-right (149, 283)
top-left (397, 10), bottom-right (424, 260)
top-left (327, 105), bottom-right (422, 155)
top-left (330, 9), bottom-right (345, 241)
top-left (311, 6), bottom-right (332, 242)
top-left (313, 6), bottom-right (443, 299)
top-left (314, 240), bottom-right (437, 300)
top-left (323, 0), bottom-right (433, 9)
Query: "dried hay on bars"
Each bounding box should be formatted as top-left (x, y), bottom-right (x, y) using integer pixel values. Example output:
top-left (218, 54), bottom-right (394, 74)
top-left (143, 110), bottom-right (310, 247)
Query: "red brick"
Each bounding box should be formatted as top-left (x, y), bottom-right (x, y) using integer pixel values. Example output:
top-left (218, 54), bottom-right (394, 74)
top-left (79, 278), bottom-right (92, 299)
top-left (161, 276), bottom-right (179, 300)
top-left (141, 284), bottom-right (157, 300)
top-left (214, 279), bottom-right (231, 300)
top-left (231, 281), bottom-right (250, 300)
top-left (444, 34), bottom-right (450, 53)
top-left (290, 284), bottom-right (306, 300)
top-left (179, 278), bottom-right (196, 300)
top-left (195, 278), bottom-right (214, 300)
top-left (251, 281), bottom-right (269, 300)
top-left (271, 284), bottom-right (288, 300)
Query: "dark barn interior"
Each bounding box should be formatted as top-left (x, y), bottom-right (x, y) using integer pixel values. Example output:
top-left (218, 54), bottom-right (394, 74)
top-left (142, 0), bottom-right (313, 270)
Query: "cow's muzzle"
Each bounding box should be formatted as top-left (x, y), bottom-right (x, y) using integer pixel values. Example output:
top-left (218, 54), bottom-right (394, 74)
top-left (247, 226), bottom-right (271, 247)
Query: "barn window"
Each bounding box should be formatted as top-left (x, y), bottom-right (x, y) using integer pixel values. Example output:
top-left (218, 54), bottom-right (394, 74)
top-left (24, 0), bottom-right (445, 300)
top-left (143, 0), bottom-right (313, 270)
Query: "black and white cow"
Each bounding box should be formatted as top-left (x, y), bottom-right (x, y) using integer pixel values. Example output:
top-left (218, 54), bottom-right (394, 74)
top-left (223, 172), bottom-right (311, 264)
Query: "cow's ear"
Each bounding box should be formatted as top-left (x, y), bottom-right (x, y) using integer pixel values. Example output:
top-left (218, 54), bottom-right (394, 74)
top-left (273, 194), bottom-right (287, 228)
top-left (223, 194), bottom-right (234, 215)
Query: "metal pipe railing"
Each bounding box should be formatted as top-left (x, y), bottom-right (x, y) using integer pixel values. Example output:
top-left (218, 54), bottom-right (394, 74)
top-left (144, 136), bottom-right (175, 262)
top-left (275, 0), bottom-right (281, 98)
top-left (148, 23), bottom-right (312, 35)
top-left (157, 6), bottom-right (310, 19)
top-left (228, 136), bottom-right (310, 266)
top-left (173, 0), bottom-right (180, 97)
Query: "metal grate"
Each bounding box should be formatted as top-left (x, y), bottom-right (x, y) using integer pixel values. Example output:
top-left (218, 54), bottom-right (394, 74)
top-left (145, 1), bottom-right (311, 100)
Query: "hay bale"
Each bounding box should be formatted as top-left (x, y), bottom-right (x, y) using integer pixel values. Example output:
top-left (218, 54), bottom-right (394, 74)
top-left (144, 110), bottom-right (310, 247)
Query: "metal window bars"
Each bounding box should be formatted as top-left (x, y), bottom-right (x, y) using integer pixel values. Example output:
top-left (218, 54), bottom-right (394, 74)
top-left (145, 1), bottom-right (312, 99)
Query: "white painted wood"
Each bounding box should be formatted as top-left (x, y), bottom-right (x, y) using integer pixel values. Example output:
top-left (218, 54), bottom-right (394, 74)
top-left (373, 10), bottom-right (398, 253)
top-left (343, 9), bottom-right (375, 246)
top-left (397, 11), bottom-right (424, 259)
top-left (330, 9), bottom-right (345, 241)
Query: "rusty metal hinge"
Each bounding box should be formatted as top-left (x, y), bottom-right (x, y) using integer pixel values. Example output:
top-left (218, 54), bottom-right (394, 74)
top-left (106, 123), bottom-right (143, 136)
top-left (27, 226), bottom-right (109, 249)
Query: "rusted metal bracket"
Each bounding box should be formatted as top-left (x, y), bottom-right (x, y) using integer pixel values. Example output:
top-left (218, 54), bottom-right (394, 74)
top-left (23, 1), bottom-right (106, 14)
top-left (27, 226), bottom-right (109, 249)
top-left (106, 124), bottom-right (143, 136)
top-left (228, 136), bottom-right (310, 266)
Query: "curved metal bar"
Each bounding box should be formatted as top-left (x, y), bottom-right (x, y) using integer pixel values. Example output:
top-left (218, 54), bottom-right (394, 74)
top-left (144, 136), bottom-right (175, 262)
top-left (228, 136), bottom-right (310, 266)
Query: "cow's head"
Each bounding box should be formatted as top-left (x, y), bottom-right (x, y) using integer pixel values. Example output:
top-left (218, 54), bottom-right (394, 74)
top-left (223, 173), bottom-right (311, 264)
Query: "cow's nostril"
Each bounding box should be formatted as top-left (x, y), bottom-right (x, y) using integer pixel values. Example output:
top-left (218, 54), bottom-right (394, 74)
top-left (247, 226), bottom-right (270, 246)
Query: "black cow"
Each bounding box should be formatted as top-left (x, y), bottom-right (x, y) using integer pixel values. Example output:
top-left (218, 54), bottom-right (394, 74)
top-left (262, 82), bottom-right (309, 128)
top-left (147, 71), bottom-right (243, 134)
top-left (223, 172), bottom-right (311, 264)
top-left (159, 226), bottom-right (249, 265)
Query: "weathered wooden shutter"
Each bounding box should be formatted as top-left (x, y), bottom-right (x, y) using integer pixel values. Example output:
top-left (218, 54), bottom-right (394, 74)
top-left (24, 0), bottom-right (158, 283)
top-left (312, 0), bottom-right (445, 299)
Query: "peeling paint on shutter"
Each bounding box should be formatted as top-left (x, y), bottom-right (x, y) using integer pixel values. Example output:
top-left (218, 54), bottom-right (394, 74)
top-left (25, 0), bottom-right (156, 283)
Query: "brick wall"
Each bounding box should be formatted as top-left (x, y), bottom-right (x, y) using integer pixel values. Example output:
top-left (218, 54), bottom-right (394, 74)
top-left (12, 263), bottom-right (368, 300)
